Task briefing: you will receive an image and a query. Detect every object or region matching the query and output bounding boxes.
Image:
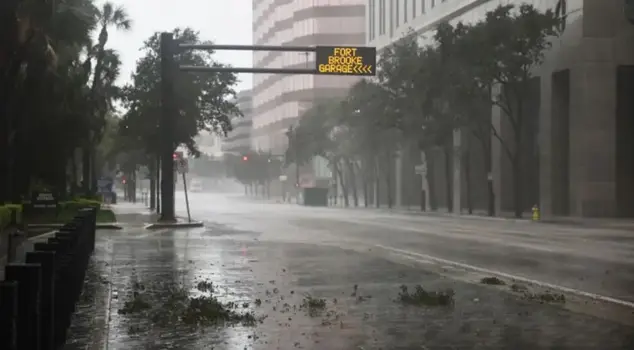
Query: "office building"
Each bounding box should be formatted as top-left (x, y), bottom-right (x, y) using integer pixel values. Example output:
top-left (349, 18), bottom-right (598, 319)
top-left (366, 0), bottom-right (634, 218)
top-left (222, 89), bottom-right (254, 155)
top-left (251, 0), bottom-right (366, 156)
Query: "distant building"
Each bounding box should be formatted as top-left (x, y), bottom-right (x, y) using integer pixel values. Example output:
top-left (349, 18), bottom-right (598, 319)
top-left (366, 0), bottom-right (634, 218)
top-left (222, 89), bottom-right (253, 155)
top-left (251, 0), bottom-right (366, 156)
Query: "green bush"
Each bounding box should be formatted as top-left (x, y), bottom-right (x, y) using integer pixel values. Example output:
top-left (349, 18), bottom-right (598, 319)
top-left (61, 199), bottom-right (101, 211)
top-left (0, 206), bottom-right (11, 228)
top-left (0, 204), bottom-right (23, 228)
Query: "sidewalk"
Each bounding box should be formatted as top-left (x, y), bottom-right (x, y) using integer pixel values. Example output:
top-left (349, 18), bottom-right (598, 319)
top-left (240, 195), bottom-right (634, 231)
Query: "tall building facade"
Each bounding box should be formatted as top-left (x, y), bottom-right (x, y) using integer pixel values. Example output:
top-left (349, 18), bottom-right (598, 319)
top-left (222, 89), bottom-right (253, 154)
top-left (366, 0), bottom-right (634, 218)
top-left (251, 0), bottom-right (366, 156)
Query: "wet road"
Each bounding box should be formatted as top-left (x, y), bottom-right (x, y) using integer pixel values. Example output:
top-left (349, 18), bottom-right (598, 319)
top-left (178, 192), bottom-right (634, 304)
top-left (57, 192), bottom-right (634, 349)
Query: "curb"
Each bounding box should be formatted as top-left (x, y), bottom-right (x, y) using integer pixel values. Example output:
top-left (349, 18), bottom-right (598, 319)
top-left (144, 221), bottom-right (204, 230)
top-left (27, 223), bottom-right (123, 230)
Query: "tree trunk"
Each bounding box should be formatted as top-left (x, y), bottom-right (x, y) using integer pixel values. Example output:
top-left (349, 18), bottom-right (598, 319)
top-left (463, 149), bottom-right (473, 214)
top-left (385, 154), bottom-right (393, 209)
top-left (425, 149), bottom-right (438, 211)
top-left (346, 159), bottom-right (359, 207)
top-left (335, 161), bottom-right (348, 207)
top-left (82, 143), bottom-right (91, 194)
top-left (150, 160), bottom-right (156, 210)
top-left (156, 155), bottom-right (161, 213)
top-left (443, 145), bottom-right (453, 213)
top-left (512, 156), bottom-right (523, 218)
top-left (374, 157), bottom-right (380, 208)
top-left (360, 161), bottom-right (369, 207)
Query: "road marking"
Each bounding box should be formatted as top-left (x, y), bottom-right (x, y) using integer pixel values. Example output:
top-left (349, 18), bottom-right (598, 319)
top-left (375, 244), bottom-right (634, 309)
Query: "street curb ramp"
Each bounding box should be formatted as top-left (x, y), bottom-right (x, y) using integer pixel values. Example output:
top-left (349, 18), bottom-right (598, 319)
top-left (144, 220), bottom-right (204, 230)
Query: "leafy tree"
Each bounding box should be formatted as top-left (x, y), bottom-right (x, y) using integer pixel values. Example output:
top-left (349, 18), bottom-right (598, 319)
top-left (118, 27), bottom-right (240, 213)
top-left (464, 4), bottom-right (562, 217)
top-left (0, 0), bottom-right (127, 202)
top-left (78, 2), bottom-right (131, 194)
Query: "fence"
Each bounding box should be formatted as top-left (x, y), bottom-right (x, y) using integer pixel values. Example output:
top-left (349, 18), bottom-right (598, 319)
top-left (0, 207), bottom-right (97, 350)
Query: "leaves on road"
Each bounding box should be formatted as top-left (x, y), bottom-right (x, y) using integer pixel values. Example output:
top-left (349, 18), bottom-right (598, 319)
top-left (397, 284), bottom-right (455, 307)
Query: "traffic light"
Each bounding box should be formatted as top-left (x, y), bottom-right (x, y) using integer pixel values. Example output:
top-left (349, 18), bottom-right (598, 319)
top-left (173, 153), bottom-right (178, 160)
top-left (242, 156), bottom-right (248, 161)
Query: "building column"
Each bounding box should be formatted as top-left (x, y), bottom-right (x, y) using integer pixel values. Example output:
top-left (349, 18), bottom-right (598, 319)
top-left (452, 129), bottom-right (462, 214)
top-left (568, 62), bottom-right (617, 217)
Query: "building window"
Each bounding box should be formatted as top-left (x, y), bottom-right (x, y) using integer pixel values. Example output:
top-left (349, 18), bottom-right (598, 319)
top-left (395, 0), bottom-right (400, 27)
top-left (431, 0), bottom-right (435, 7)
top-left (404, 0), bottom-right (408, 23)
top-left (413, 0), bottom-right (416, 18)
top-left (389, 0), bottom-right (394, 36)
top-left (379, 0), bottom-right (385, 35)
top-left (421, 0), bottom-right (425, 14)
top-left (369, 0), bottom-right (375, 41)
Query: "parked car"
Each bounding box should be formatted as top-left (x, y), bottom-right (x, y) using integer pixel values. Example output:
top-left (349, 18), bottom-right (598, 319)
top-left (190, 179), bottom-right (203, 192)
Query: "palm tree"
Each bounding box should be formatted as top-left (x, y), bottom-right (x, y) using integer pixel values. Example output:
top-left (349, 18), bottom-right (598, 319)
top-left (82, 1), bottom-right (131, 193)
top-left (0, 0), bottom-right (99, 201)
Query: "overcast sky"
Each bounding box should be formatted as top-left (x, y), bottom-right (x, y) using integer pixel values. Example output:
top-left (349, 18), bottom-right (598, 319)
top-left (97, 0), bottom-right (253, 92)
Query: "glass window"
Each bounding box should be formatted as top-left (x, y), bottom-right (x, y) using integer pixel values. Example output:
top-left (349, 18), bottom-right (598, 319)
top-left (389, 0), bottom-right (394, 36)
top-left (396, 0), bottom-right (399, 27)
top-left (412, 0), bottom-right (416, 18)
top-left (404, 0), bottom-right (408, 23)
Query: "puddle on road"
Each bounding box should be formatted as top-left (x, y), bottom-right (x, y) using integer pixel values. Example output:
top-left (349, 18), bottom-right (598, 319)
top-left (63, 229), bottom-right (634, 350)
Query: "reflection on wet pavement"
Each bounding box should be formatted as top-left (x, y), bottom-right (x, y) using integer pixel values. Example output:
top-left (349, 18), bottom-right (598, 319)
top-left (58, 222), bottom-right (634, 350)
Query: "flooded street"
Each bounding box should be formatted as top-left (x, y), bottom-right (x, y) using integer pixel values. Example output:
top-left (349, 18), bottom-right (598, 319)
top-left (56, 195), bottom-right (634, 349)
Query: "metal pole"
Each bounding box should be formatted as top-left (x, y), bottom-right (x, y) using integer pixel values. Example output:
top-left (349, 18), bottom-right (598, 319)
top-left (160, 32), bottom-right (176, 221)
top-left (182, 172), bottom-right (191, 223)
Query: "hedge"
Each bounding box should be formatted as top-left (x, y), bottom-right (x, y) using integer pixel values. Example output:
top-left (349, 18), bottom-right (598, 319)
top-left (1, 197), bottom-right (102, 228)
top-left (0, 204), bottom-right (23, 229)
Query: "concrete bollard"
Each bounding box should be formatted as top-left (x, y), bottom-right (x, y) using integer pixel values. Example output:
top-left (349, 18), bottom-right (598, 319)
top-left (26, 251), bottom-right (56, 350)
top-left (5, 263), bottom-right (42, 350)
top-left (0, 281), bottom-right (19, 350)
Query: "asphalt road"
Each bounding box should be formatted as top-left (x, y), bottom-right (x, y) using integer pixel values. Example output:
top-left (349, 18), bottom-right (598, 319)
top-left (55, 192), bottom-right (634, 349)
top-left (176, 191), bottom-right (634, 305)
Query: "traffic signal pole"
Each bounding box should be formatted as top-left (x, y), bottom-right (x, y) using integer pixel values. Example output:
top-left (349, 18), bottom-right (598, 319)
top-left (159, 33), bottom-right (375, 221)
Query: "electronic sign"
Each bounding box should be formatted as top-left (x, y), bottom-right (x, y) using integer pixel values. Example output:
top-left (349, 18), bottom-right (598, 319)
top-left (315, 46), bottom-right (376, 76)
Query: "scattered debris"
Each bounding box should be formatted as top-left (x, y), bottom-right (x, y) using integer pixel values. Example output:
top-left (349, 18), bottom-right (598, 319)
top-left (196, 280), bottom-right (214, 293)
top-left (351, 284), bottom-right (358, 297)
top-left (397, 285), bottom-right (454, 307)
top-left (480, 277), bottom-right (506, 285)
top-left (300, 294), bottom-right (327, 317)
top-left (254, 299), bottom-right (262, 306)
top-left (523, 291), bottom-right (566, 304)
top-left (117, 280), bottom-right (260, 331)
top-left (510, 283), bottom-right (529, 293)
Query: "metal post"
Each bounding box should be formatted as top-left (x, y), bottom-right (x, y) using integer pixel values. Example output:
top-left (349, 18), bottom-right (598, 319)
top-left (160, 32), bottom-right (176, 222)
top-left (182, 172), bottom-right (191, 223)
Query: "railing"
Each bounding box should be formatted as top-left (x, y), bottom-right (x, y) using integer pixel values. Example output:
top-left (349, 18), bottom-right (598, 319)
top-left (0, 207), bottom-right (97, 350)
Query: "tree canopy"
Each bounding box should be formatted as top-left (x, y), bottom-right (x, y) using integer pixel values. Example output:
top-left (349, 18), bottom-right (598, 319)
top-left (283, 3), bottom-right (562, 216)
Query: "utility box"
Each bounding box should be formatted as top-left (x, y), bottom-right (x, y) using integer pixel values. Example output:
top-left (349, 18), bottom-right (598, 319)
top-left (302, 187), bottom-right (328, 207)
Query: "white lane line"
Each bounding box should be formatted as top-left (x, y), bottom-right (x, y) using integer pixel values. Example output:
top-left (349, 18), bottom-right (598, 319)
top-left (375, 244), bottom-right (634, 309)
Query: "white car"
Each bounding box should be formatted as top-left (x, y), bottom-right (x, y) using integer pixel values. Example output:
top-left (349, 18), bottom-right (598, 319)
top-left (190, 179), bottom-right (203, 192)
